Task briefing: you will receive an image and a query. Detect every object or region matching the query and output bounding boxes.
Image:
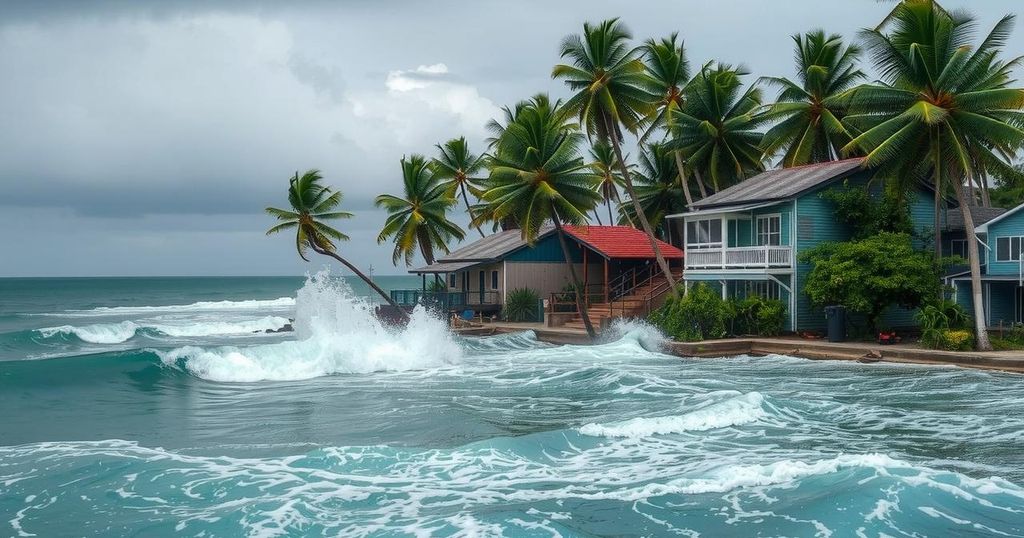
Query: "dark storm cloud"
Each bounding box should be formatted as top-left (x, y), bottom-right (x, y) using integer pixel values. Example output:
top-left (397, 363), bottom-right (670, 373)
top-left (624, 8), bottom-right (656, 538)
top-left (0, 0), bottom-right (1021, 276)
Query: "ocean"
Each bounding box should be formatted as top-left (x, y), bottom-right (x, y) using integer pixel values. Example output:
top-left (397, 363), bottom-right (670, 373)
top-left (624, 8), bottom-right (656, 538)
top-left (1, 273), bottom-right (1023, 536)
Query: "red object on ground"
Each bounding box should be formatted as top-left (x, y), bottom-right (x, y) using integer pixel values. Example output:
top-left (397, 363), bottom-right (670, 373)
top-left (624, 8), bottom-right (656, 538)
top-left (563, 226), bottom-right (684, 259)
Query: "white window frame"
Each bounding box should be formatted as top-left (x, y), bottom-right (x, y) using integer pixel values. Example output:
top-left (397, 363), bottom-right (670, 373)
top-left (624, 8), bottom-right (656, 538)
top-left (756, 214), bottom-right (782, 246)
top-left (996, 236), bottom-right (1024, 262)
top-left (746, 280), bottom-right (782, 300)
top-left (686, 218), bottom-right (723, 250)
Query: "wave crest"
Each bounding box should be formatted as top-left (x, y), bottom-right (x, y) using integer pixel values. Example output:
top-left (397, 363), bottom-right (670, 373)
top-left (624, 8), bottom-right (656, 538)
top-left (36, 317), bottom-right (291, 344)
top-left (579, 392), bottom-right (767, 438)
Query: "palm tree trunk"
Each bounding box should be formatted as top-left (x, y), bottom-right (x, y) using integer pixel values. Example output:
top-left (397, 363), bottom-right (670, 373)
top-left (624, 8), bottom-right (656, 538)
top-left (933, 133), bottom-right (943, 262)
top-left (694, 169), bottom-right (709, 199)
top-left (309, 242), bottom-right (408, 317)
top-left (603, 115), bottom-right (679, 299)
top-left (953, 175), bottom-right (993, 351)
top-left (673, 150), bottom-right (694, 206)
top-left (553, 215), bottom-right (596, 339)
top-left (593, 209), bottom-right (603, 225)
top-left (461, 184), bottom-right (486, 238)
top-left (607, 196), bottom-right (614, 225)
top-left (980, 170), bottom-right (992, 207)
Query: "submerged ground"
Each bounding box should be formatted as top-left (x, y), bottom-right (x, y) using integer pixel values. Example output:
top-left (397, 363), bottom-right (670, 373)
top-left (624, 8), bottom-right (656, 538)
top-left (2, 275), bottom-right (1023, 536)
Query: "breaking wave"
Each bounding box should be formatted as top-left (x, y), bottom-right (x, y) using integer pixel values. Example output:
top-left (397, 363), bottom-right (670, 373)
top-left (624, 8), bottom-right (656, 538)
top-left (579, 392), bottom-right (768, 437)
top-left (52, 297), bottom-right (296, 317)
top-left (36, 317), bottom-right (291, 344)
top-left (157, 271), bottom-right (461, 382)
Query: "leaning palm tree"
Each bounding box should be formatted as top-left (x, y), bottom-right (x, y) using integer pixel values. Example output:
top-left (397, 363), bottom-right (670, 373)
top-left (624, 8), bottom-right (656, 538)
top-left (376, 154), bottom-right (465, 267)
top-left (618, 142), bottom-right (689, 239)
top-left (431, 137), bottom-right (487, 238)
top-left (480, 95), bottom-right (602, 338)
top-left (552, 18), bottom-right (678, 298)
top-left (640, 32), bottom-right (697, 206)
top-left (266, 170), bottom-right (403, 311)
top-left (843, 0), bottom-right (1024, 351)
top-left (759, 30), bottom-right (866, 166)
top-left (589, 142), bottom-right (629, 225)
top-left (671, 62), bottom-right (766, 193)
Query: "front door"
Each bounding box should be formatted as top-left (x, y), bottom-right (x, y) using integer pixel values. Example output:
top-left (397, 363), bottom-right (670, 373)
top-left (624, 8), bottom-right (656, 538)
top-left (478, 270), bottom-right (486, 304)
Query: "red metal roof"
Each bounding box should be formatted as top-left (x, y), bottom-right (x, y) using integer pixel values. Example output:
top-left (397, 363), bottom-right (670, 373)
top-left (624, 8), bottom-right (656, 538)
top-left (562, 225), bottom-right (684, 259)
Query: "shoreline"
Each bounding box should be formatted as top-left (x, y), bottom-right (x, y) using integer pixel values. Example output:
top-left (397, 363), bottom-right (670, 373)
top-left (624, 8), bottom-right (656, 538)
top-left (461, 323), bottom-right (1024, 374)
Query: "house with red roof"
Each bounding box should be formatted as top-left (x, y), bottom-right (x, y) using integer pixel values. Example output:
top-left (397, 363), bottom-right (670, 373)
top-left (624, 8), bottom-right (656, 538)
top-left (399, 225), bottom-right (683, 327)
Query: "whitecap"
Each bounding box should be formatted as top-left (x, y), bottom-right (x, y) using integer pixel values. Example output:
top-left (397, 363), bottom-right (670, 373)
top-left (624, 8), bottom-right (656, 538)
top-left (579, 392), bottom-right (767, 438)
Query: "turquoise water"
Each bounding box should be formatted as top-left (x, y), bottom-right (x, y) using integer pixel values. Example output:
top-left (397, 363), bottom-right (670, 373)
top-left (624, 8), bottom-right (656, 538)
top-left (2, 274), bottom-right (1024, 536)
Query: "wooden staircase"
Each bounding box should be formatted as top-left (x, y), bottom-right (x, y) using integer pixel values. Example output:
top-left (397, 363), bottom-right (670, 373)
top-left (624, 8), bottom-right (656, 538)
top-left (561, 268), bottom-right (683, 332)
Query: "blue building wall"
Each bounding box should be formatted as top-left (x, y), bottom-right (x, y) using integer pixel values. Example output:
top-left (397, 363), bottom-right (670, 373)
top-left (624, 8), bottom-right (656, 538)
top-left (985, 209), bottom-right (1024, 276)
top-left (504, 233), bottom-right (583, 263)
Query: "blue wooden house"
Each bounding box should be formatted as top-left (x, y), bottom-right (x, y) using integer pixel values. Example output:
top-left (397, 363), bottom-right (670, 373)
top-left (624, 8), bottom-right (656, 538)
top-left (666, 158), bottom-right (936, 332)
top-left (946, 204), bottom-right (1024, 327)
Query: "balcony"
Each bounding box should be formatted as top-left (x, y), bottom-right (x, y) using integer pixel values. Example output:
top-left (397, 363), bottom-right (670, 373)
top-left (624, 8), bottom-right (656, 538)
top-left (685, 245), bottom-right (793, 270)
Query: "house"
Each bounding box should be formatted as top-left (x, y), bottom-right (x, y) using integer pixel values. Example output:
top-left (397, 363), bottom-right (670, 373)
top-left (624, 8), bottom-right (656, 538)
top-left (398, 225), bottom-right (684, 325)
top-left (665, 158), bottom-right (936, 332)
top-left (946, 203), bottom-right (1024, 327)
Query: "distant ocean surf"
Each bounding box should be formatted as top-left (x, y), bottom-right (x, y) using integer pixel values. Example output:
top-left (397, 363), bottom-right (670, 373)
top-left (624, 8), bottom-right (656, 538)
top-left (2, 273), bottom-right (1023, 536)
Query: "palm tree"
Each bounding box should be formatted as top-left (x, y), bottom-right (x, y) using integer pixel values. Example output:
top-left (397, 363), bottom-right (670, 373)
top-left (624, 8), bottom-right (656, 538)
top-left (843, 0), bottom-right (1024, 351)
top-left (589, 141), bottom-right (628, 225)
top-left (552, 18), bottom-right (678, 298)
top-left (266, 170), bottom-right (403, 311)
top-left (759, 30), bottom-right (866, 166)
top-left (481, 95), bottom-right (602, 338)
top-left (376, 154), bottom-right (465, 267)
top-left (431, 137), bottom-right (487, 238)
top-left (619, 142), bottom-right (689, 241)
top-left (640, 32), bottom-right (697, 206)
top-left (671, 62), bottom-right (766, 193)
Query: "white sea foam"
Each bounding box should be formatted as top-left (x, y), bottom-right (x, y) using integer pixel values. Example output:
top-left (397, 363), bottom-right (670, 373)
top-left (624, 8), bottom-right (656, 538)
top-left (601, 319), bottom-right (669, 352)
top-left (579, 392), bottom-right (767, 438)
top-left (158, 271), bottom-right (461, 382)
top-left (37, 317), bottom-right (291, 344)
top-left (53, 297), bottom-right (295, 317)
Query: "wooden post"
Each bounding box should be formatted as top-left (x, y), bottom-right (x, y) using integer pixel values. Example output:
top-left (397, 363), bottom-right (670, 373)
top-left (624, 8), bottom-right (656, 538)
top-left (583, 247), bottom-right (588, 307)
top-left (604, 259), bottom-right (609, 304)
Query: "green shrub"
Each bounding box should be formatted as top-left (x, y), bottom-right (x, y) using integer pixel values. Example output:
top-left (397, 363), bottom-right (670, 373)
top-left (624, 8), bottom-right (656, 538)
top-left (731, 296), bottom-right (787, 336)
top-left (934, 329), bottom-right (974, 351)
top-left (649, 283), bottom-right (731, 342)
top-left (503, 288), bottom-right (540, 322)
top-left (917, 299), bottom-right (973, 349)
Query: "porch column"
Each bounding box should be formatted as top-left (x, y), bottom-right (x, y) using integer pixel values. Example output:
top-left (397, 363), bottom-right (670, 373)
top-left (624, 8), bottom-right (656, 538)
top-left (721, 280), bottom-right (727, 300)
top-left (583, 248), bottom-right (588, 307)
top-left (421, 274), bottom-right (426, 291)
top-left (604, 259), bottom-right (609, 303)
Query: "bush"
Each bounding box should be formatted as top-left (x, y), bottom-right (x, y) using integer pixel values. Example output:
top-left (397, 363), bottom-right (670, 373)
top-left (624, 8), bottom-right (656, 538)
top-left (934, 329), bottom-right (974, 351)
top-left (917, 299), bottom-right (973, 349)
top-left (649, 283), bottom-right (731, 342)
top-left (731, 296), bottom-right (787, 337)
top-left (503, 288), bottom-right (540, 322)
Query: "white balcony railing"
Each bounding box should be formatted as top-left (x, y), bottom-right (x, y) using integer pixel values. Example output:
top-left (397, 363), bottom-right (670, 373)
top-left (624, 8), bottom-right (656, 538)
top-left (685, 246), bottom-right (793, 269)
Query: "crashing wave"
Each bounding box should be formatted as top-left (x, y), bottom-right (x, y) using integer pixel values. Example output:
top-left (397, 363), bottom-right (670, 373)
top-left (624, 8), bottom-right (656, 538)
top-left (579, 392), bottom-right (767, 437)
top-left (36, 317), bottom-right (291, 344)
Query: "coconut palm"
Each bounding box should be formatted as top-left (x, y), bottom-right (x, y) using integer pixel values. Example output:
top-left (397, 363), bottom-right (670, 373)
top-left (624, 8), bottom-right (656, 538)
top-left (640, 32), bottom-right (698, 206)
top-left (671, 62), bottom-right (766, 193)
top-left (759, 30), bottom-right (866, 166)
top-left (618, 142), bottom-right (688, 240)
top-left (843, 0), bottom-right (1024, 350)
top-left (552, 18), bottom-right (678, 298)
top-left (480, 94), bottom-right (602, 338)
top-left (376, 155), bottom-right (465, 268)
top-left (266, 170), bottom-right (403, 311)
top-left (431, 137), bottom-right (487, 238)
top-left (589, 141), bottom-right (629, 224)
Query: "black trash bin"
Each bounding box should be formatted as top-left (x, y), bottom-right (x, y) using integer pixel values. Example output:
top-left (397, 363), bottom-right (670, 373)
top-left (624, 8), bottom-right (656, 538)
top-left (824, 305), bottom-right (846, 342)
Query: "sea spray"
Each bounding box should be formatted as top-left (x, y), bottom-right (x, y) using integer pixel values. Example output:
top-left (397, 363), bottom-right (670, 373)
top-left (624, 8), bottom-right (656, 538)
top-left (159, 271), bottom-right (462, 381)
top-left (600, 319), bottom-right (669, 353)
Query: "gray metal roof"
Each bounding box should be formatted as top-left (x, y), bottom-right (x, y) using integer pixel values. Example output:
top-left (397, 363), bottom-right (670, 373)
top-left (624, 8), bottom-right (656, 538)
top-left (409, 261), bottom-right (481, 274)
top-left (437, 228), bottom-right (548, 262)
top-left (690, 158), bottom-right (866, 209)
top-left (945, 206), bottom-right (1007, 231)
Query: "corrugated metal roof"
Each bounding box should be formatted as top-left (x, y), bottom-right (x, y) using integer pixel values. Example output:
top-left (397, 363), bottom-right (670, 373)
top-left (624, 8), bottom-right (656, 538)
top-left (409, 261), bottom-right (481, 274)
top-left (563, 226), bottom-right (684, 259)
top-left (690, 158), bottom-right (866, 209)
top-left (436, 228), bottom-right (547, 262)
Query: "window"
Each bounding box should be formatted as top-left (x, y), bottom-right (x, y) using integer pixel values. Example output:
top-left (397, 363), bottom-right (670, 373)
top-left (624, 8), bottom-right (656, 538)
top-left (756, 215), bottom-right (781, 246)
top-left (950, 239), bottom-right (968, 260)
top-left (997, 237), bottom-right (1024, 261)
top-left (686, 219), bottom-right (723, 249)
top-left (746, 280), bottom-right (781, 300)
top-left (491, 270), bottom-right (499, 290)
top-left (449, 274), bottom-right (457, 288)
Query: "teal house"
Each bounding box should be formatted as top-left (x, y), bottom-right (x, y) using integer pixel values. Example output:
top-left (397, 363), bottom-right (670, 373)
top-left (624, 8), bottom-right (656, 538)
top-left (947, 203), bottom-right (1024, 327)
top-left (666, 158), bottom-right (935, 332)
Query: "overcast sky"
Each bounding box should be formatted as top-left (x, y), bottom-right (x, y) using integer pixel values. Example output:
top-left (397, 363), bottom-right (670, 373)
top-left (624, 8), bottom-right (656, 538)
top-left (0, 0), bottom-right (1020, 277)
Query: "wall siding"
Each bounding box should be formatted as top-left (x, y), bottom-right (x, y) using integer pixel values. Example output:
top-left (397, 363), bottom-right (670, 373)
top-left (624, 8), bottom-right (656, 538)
top-left (985, 211), bottom-right (1024, 276)
top-left (505, 234), bottom-right (583, 263)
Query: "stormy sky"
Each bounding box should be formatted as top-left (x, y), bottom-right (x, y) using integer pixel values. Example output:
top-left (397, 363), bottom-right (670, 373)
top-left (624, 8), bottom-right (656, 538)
top-left (0, 0), bottom-right (1020, 277)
